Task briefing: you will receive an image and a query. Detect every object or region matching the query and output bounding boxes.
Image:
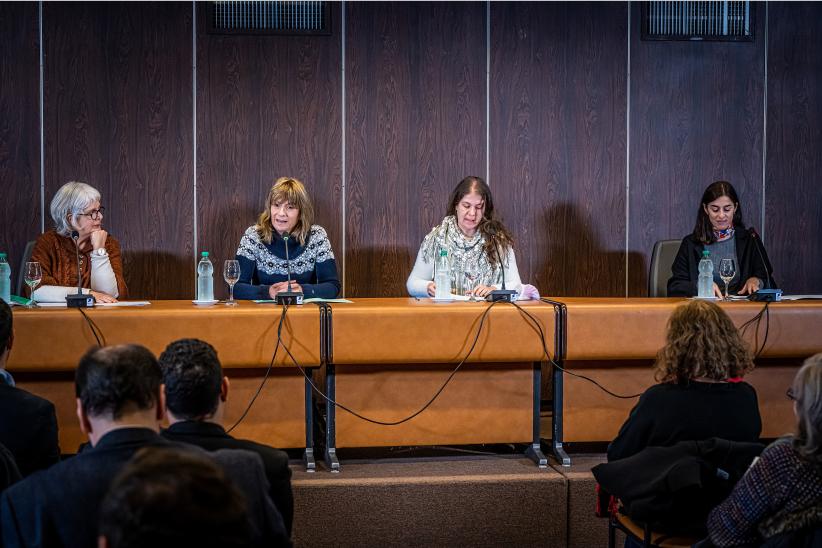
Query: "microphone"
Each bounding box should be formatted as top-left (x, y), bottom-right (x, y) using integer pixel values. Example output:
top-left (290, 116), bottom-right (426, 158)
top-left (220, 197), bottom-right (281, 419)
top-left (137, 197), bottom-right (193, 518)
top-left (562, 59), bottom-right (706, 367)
top-left (484, 224), bottom-right (516, 303)
top-left (275, 231), bottom-right (304, 305)
top-left (66, 230), bottom-right (95, 308)
top-left (747, 227), bottom-right (781, 302)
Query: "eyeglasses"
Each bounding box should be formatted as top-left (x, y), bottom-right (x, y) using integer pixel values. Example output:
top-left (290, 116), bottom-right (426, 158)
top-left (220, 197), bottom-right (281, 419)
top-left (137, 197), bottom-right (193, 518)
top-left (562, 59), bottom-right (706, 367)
top-left (78, 207), bottom-right (105, 220)
top-left (786, 387), bottom-right (797, 401)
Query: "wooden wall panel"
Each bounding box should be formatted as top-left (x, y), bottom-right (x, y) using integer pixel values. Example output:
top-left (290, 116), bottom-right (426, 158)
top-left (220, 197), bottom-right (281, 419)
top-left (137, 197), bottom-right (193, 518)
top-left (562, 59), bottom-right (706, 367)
top-left (43, 1), bottom-right (193, 299)
top-left (766, 3), bottom-right (822, 294)
top-left (490, 2), bottom-right (628, 297)
top-left (0, 3), bottom-right (40, 289)
top-left (628, 3), bottom-right (766, 295)
top-left (345, 1), bottom-right (486, 297)
top-left (197, 3), bottom-right (342, 301)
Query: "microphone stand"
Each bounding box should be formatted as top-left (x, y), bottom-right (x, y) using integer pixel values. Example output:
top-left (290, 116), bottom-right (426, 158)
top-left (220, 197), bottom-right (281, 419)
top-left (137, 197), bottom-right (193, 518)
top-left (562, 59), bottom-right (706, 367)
top-left (487, 241), bottom-right (516, 303)
top-left (66, 230), bottom-right (95, 308)
top-left (747, 227), bottom-right (781, 302)
top-left (275, 231), bottom-right (304, 305)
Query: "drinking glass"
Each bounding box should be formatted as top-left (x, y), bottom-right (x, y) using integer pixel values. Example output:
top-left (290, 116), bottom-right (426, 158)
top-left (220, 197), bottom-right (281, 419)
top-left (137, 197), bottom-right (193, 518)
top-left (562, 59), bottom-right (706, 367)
top-left (463, 264), bottom-right (480, 301)
top-left (223, 260), bottom-right (240, 306)
top-left (719, 258), bottom-right (736, 299)
top-left (24, 262), bottom-right (42, 308)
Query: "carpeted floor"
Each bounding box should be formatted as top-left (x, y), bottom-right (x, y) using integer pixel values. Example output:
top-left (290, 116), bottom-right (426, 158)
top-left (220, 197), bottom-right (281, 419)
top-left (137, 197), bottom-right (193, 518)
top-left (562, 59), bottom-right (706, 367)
top-left (291, 452), bottom-right (613, 547)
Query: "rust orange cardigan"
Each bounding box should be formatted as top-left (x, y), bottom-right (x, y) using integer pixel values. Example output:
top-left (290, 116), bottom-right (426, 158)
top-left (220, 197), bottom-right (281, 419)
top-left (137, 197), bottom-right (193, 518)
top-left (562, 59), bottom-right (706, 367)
top-left (28, 230), bottom-right (128, 299)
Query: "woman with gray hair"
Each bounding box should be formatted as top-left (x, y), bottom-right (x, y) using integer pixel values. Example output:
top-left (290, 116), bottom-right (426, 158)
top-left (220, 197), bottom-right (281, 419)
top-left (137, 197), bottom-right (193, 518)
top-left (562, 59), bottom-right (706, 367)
top-left (28, 181), bottom-right (127, 303)
top-left (705, 353), bottom-right (822, 545)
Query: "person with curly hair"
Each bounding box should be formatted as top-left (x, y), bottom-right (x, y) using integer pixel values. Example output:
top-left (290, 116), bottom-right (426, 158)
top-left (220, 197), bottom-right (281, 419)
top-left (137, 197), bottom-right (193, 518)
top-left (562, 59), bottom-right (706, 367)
top-left (607, 300), bottom-right (762, 462)
top-left (705, 354), bottom-right (822, 546)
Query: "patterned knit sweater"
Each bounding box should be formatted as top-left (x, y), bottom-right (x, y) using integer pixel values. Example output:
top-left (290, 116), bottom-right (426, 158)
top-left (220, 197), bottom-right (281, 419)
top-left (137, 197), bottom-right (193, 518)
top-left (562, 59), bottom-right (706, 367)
top-left (234, 225), bottom-right (340, 300)
top-left (707, 438), bottom-right (822, 546)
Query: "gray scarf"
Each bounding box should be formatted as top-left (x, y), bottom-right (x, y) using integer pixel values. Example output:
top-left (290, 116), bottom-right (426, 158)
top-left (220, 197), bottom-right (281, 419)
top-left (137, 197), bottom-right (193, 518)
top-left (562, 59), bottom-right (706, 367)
top-left (421, 215), bottom-right (504, 289)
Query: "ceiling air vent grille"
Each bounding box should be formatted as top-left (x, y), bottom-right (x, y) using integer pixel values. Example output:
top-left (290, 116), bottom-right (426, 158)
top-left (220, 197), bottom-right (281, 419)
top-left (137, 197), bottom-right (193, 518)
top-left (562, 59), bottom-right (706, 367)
top-left (208, 1), bottom-right (331, 35)
top-left (641, 1), bottom-right (754, 42)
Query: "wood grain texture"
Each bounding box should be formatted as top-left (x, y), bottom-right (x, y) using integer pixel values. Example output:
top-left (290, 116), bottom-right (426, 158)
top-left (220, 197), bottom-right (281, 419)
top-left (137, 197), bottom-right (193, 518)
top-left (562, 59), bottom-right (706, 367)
top-left (196, 2), bottom-right (342, 300)
top-left (628, 3), bottom-right (766, 295)
top-left (0, 3), bottom-right (40, 285)
top-left (345, 1), bottom-right (486, 297)
top-left (766, 3), bottom-right (822, 294)
top-left (490, 2), bottom-right (628, 297)
top-left (43, 1), bottom-right (194, 299)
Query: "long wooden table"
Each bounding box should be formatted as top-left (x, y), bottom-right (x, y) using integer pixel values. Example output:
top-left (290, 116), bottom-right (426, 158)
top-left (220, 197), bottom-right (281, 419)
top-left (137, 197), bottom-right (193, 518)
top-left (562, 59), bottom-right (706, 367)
top-left (9, 301), bottom-right (322, 467)
top-left (555, 298), bottom-right (822, 452)
top-left (321, 298), bottom-right (559, 470)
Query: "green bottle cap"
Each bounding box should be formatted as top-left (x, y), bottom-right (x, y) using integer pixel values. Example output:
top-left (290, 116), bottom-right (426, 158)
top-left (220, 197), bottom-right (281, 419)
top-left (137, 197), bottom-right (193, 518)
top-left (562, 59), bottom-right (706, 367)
top-left (201, 251), bottom-right (209, 257)
top-left (702, 250), bottom-right (710, 257)
top-left (440, 249), bottom-right (447, 256)
top-left (0, 253), bottom-right (6, 259)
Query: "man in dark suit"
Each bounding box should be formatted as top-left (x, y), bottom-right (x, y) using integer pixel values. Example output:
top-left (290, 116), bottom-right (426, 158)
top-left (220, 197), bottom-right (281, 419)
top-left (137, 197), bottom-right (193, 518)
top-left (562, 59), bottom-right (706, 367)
top-left (0, 344), bottom-right (290, 548)
top-left (158, 338), bottom-right (294, 535)
top-left (0, 299), bottom-right (60, 476)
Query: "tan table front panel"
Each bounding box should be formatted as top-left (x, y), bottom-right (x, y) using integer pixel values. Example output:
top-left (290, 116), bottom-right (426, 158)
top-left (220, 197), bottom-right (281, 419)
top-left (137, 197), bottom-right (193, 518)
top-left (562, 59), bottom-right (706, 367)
top-left (9, 300), bottom-right (322, 371)
top-left (330, 298), bottom-right (556, 364)
top-left (560, 298), bottom-right (822, 360)
top-left (562, 361), bottom-right (799, 443)
top-left (333, 363), bottom-right (533, 447)
top-left (16, 368), bottom-right (307, 452)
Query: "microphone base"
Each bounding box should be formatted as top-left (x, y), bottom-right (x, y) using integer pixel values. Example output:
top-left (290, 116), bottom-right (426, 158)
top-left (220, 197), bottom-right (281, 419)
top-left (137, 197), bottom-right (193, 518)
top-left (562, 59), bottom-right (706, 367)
top-left (275, 291), bottom-right (304, 305)
top-left (66, 293), bottom-right (95, 308)
top-left (749, 288), bottom-right (782, 302)
top-left (486, 289), bottom-right (516, 303)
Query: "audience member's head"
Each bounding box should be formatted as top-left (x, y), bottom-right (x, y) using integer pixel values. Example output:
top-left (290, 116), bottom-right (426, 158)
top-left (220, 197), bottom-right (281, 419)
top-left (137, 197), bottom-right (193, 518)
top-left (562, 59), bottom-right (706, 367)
top-left (0, 299), bottom-right (13, 366)
top-left (655, 300), bottom-right (754, 384)
top-left (98, 446), bottom-right (251, 548)
top-left (75, 344), bottom-right (164, 442)
top-left (158, 338), bottom-right (225, 422)
top-left (791, 353), bottom-right (822, 463)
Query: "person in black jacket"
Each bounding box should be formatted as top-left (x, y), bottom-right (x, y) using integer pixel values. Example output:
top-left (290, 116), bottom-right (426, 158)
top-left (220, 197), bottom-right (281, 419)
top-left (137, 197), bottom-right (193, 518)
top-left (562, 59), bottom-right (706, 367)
top-left (667, 181), bottom-right (775, 298)
top-left (0, 299), bottom-right (60, 476)
top-left (608, 300), bottom-right (762, 462)
top-left (0, 344), bottom-right (289, 548)
top-left (158, 338), bottom-right (294, 537)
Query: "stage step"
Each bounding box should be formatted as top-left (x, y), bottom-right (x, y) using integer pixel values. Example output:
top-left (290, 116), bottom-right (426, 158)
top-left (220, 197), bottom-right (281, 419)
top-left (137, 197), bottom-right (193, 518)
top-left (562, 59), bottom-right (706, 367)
top-left (290, 453), bottom-right (611, 547)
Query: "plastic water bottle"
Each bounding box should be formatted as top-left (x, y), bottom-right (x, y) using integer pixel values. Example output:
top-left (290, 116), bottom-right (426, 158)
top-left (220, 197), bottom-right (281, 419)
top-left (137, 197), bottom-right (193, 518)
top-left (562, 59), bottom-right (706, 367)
top-left (197, 252), bottom-right (214, 301)
top-left (0, 253), bottom-right (10, 304)
top-left (434, 249), bottom-right (451, 299)
top-left (697, 250), bottom-right (714, 299)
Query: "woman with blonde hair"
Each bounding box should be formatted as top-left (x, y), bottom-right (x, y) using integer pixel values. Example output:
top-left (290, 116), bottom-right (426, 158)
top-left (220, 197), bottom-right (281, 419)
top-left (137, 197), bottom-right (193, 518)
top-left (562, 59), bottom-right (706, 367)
top-left (706, 354), bottom-right (822, 546)
top-left (607, 300), bottom-right (761, 462)
top-left (234, 177), bottom-right (340, 300)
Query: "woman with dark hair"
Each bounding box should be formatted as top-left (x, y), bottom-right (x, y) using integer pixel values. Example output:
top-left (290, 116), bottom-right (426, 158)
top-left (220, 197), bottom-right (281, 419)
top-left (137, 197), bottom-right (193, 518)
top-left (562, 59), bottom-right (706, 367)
top-left (667, 181), bottom-right (775, 298)
top-left (607, 300), bottom-right (761, 462)
top-left (705, 354), bottom-right (822, 546)
top-left (234, 177), bottom-right (340, 300)
top-left (406, 176), bottom-right (522, 299)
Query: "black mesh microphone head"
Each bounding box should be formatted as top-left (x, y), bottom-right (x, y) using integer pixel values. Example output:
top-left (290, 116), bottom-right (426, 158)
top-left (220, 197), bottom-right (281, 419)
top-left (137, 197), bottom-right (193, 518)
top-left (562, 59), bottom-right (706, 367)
top-left (71, 230), bottom-right (80, 240)
top-left (282, 231), bottom-right (290, 240)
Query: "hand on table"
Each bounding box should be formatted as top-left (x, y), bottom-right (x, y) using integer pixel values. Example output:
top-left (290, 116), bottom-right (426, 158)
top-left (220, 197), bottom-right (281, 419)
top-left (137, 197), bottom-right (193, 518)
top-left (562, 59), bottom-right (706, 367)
top-left (712, 282), bottom-right (725, 300)
top-left (471, 285), bottom-right (495, 299)
top-left (268, 281), bottom-right (303, 299)
top-left (90, 290), bottom-right (117, 304)
top-left (737, 277), bottom-right (761, 296)
top-left (426, 282), bottom-right (436, 297)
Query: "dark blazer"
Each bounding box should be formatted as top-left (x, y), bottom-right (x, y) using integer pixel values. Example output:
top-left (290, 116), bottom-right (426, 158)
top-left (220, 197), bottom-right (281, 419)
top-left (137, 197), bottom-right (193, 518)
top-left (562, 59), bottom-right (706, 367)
top-left (162, 421), bottom-right (294, 535)
top-left (0, 442), bottom-right (21, 494)
top-left (0, 383), bottom-right (60, 477)
top-left (667, 228), bottom-right (775, 297)
top-left (0, 428), bottom-right (290, 548)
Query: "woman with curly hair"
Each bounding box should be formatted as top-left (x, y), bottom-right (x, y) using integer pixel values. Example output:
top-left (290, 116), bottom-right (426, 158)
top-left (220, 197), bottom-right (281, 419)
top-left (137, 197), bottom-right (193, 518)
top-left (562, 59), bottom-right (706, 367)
top-left (607, 300), bottom-right (762, 462)
top-left (705, 354), bottom-right (822, 546)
